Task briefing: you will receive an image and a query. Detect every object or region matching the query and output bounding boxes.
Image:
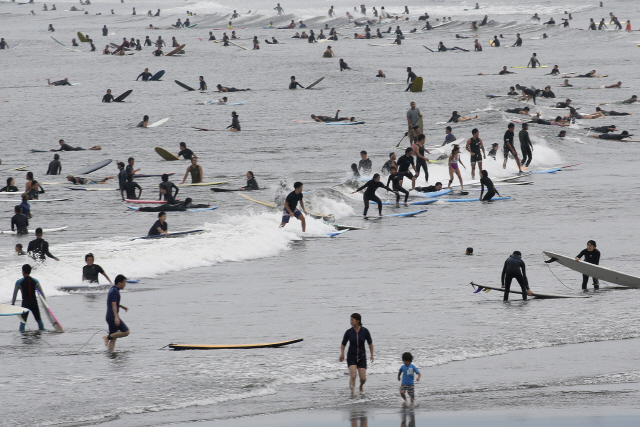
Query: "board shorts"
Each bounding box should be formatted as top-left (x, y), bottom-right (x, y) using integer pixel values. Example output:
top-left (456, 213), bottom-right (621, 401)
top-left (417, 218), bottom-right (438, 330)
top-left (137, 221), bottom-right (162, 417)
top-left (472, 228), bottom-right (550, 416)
top-left (400, 384), bottom-right (415, 399)
top-left (470, 153), bottom-right (482, 164)
top-left (347, 356), bottom-right (367, 369)
top-left (503, 148), bottom-right (517, 159)
top-left (399, 171), bottom-right (414, 180)
top-left (281, 209), bottom-right (302, 224)
top-left (106, 317), bottom-right (129, 335)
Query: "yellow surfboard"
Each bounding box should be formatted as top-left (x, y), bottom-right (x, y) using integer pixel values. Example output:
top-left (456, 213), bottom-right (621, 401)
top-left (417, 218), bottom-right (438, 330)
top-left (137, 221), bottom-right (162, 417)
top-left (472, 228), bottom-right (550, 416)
top-left (238, 193), bottom-right (277, 208)
top-left (155, 147), bottom-right (180, 161)
top-left (77, 32), bottom-right (88, 43)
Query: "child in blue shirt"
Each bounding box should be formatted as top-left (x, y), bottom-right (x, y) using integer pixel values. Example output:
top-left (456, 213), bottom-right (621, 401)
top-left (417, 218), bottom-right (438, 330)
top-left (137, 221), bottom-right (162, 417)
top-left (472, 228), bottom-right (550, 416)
top-left (398, 352), bottom-right (421, 405)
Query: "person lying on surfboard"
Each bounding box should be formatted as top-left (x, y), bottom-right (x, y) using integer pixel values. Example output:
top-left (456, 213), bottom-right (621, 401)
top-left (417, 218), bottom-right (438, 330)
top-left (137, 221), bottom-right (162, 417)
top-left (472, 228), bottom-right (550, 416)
top-left (136, 197), bottom-right (210, 212)
top-left (311, 110), bottom-right (355, 122)
top-left (51, 139), bottom-right (101, 151)
top-left (215, 84), bottom-right (251, 92)
top-left (66, 174), bottom-right (114, 185)
top-left (46, 77), bottom-right (71, 86)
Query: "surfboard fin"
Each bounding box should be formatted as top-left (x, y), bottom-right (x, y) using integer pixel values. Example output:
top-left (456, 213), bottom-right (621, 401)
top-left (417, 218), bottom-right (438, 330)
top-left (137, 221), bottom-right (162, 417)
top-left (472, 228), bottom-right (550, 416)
top-left (544, 257), bottom-right (558, 264)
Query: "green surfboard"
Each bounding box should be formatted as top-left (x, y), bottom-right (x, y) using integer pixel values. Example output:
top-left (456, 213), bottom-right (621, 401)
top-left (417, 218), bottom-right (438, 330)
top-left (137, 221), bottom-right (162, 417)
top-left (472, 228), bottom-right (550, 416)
top-left (411, 76), bottom-right (423, 92)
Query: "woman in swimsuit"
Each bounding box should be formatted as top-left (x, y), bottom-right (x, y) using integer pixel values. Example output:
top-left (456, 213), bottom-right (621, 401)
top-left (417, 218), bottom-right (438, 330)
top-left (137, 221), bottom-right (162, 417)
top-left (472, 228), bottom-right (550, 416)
top-left (447, 145), bottom-right (466, 190)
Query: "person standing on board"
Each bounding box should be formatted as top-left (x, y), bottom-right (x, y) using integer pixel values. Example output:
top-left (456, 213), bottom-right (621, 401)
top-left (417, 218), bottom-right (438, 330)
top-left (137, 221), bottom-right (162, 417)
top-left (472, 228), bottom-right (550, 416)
top-left (406, 101), bottom-right (422, 143)
top-left (576, 240), bottom-right (600, 289)
top-left (501, 251), bottom-right (532, 301)
top-left (103, 274), bottom-right (130, 351)
top-left (11, 264), bottom-right (46, 331)
top-left (340, 313), bottom-right (373, 396)
top-left (280, 181), bottom-right (307, 232)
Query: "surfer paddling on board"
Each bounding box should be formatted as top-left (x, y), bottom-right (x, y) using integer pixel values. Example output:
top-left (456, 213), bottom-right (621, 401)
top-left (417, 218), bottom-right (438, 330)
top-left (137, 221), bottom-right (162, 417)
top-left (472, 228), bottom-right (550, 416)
top-left (216, 84), bottom-right (251, 92)
top-left (103, 274), bottom-right (130, 351)
top-left (12, 264), bottom-right (46, 331)
top-left (352, 173), bottom-right (395, 216)
top-left (340, 313), bottom-right (374, 397)
top-left (51, 139), bottom-right (101, 151)
top-left (27, 228), bottom-right (59, 262)
top-left (83, 253), bottom-right (112, 284)
top-left (311, 110), bottom-right (356, 122)
top-left (280, 181), bottom-right (307, 232)
top-left (501, 251), bottom-right (532, 301)
top-left (46, 78), bottom-right (71, 86)
top-left (180, 157), bottom-right (203, 184)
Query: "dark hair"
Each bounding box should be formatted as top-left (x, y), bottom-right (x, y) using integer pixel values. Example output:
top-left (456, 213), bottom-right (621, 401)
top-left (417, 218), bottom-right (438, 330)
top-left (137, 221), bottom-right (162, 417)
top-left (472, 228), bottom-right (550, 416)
top-left (294, 181), bottom-right (303, 189)
top-left (435, 182), bottom-right (442, 186)
top-left (14, 205), bottom-right (21, 213)
top-left (351, 163), bottom-right (358, 171)
top-left (523, 107), bottom-right (530, 111)
top-left (143, 115), bottom-right (149, 121)
top-left (417, 134), bottom-right (425, 142)
top-left (114, 274), bottom-right (127, 285)
top-left (128, 157), bottom-right (134, 162)
top-left (555, 116), bottom-right (563, 121)
top-left (508, 123), bottom-right (515, 128)
top-left (522, 123), bottom-right (528, 128)
top-left (22, 264), bottom-right (32, 275)
top-left (446, 126), bottom-right (452, 131)
top-left (351, 313), bottom-right (362, 326)
top-left (85, 253), bottom-right (94, 261)
top-left (161, 173), bottom-right (169, 182)
top-left (466, 247), bottom-right (473, 254)
top-left (389, 152), bottom-right (395, 158)
top-left (54, 154), bottom-right (60, 160)
top-left (596, 107), bottom-right (601, 112)
top-left (390, 165), bottom-right (397, 171)
top-left (118, 162), bottom-right (125, 168)
top-left (360, 150), bottom-right (367, 155)
top-left (492, 143), bottom-right (498, 147)
top-left (184, 197), bottom-right (192, 205)
top-left (481, 170), bottom-right (488, 177)
top-left (35, 227), bottom-right (43, 236)
top-left (513, 250), bottom-right (522, 256)
top-left (402, 352), bottom-right (413, 362)
top-left (247, 171), bottom-right (254, 178)
top-left (26, 172), bottom-right (34, 180)
top-left (372, 173), bottom-right (380, 180)
top-left (180, 142), bottom-right (186, 148)
top-left (6, 177), bottom-right (12, 187)
top-left (471, 128), bottom-right (478, 135)
top-left (405, 147), bottom-right (412, 155)
top-left (588, 240), bottom-right (597, 247)
top-left (290, 75), bottom-right (295, 79)
top-left (16, 243), bottom-right (23, 249)
top-left (158, 211), bottom-right (166, 217)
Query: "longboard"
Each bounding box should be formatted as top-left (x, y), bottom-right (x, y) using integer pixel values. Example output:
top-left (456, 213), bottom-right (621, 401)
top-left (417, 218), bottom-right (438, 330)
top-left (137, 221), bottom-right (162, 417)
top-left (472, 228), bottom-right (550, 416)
top-left (411, 76), bottom-right (423, 92)
top-left (543, 251), bottom-right (640, 289)
top-left (177, 181), bottom-right (231, 187)
top-left (37, 289), bottom-right (65, 332)
top-left (325, 121), bottom-right (365, 125)
top-left (77, 31), bottom-right (88, 43)
top-left (165, 44), bottom-right (186, 56)
top-left (131, 229), bottom-right (205, 240)
top-left (128, 206), bottom-right (217, 212)
top-left (238, 192), bottom-right (277, 208)
top-left (0, 304), bottom-right (29, 321)
top-left (147, 118), bottom-right (169, 128)
top-left (0, 198), bottom-right (70, 203)
top-left (114, 90), bottom-right (133, 102)
top-left (0, 226), bottom-right (68, 235)
top-left (470, 282), bottom-right (589, 299)
top-left (369, 199), bottom-right (438, 206)
top-left (155, 147), bottom-right (180, 161)
top-left (65, 187), bottom-right (116, 191)
top-left (168, 338), bottom-right (303, 350)
top-left (175, 80), bottom-right (196, 91)
top-left (228, 40), bottom-right (248, 50)
top-left (365, 209), bottom-right (428, 219)
top-left (305, 76), bottom-right (325, 89)
top-left (149, 70), bottom-right (165, 81)
top-left (74, 159), bottom-right (112, 175)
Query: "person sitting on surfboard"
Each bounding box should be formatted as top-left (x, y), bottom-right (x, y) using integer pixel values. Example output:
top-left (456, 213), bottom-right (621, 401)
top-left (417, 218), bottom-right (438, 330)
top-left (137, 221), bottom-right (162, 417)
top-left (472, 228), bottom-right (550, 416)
top-left (12, 264), bottom-right (46, 331)
top-left (501, 251), bottom-right (532, 301)
top-left (227, 111), bottom-right (241, 131)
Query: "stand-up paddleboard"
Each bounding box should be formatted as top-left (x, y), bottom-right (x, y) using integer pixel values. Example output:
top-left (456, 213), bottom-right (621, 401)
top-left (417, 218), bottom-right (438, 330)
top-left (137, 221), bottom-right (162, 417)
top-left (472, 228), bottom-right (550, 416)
top-left (37, 289), bottom-right (64, 332)
top-left (149, 70), bottom-right (165, 81)
top-left (114, 90), bottom-right (133, 102)
top-left (543, 251), bottom-right (640, 289)
top-left (168, 338), bottom-right (303, 350)
top-left (155, 147), bottom-right (180, 161)
top-left (411, 76), bottom-right (423, 92)
top-left (131, 229), bottom-right (205, 241)
top-left (0, 304), bottom-right (29, 321)
top-left (326, 121), bottom-right (365, 125)
top-left (65, 187), bottom-right (116, 191)
top-left (128, 206), bottom-right (217, 212)
top-left (125, 199), bottom-right (179, 204)
top-left (74, 159), bottom-right (112, 175)
top-left (305, 76), bottom-right (325, 89)
top-left (365, 209), bottom-right (428, 219)
top-left (443, 197), bottom-right (511, 202)
top-left (0, 226), bottom-right (68, 235)
top-left (470, 282), bottom-right (590, 299)
top-left (147, 118), bottom-right (169, 128)
top-left (175, 80), bottom-right (196, 91)
top-left (0, 198), bottom-right (70, 203)
top-left (77, 31), bottom-right (88, 42)
top-left (165, 43), bottom-right (186, 56)
top-left (177, 181), bottom-right (230, 187)
top-left (238, 193), bottom-right (277, 208)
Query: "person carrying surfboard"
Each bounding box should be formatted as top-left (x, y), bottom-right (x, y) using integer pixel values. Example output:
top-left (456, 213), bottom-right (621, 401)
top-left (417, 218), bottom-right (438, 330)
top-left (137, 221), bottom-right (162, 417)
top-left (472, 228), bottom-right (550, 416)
top-left (576, 241), bottom-right (600, 289)
top-left (12, 264), bottom-right (46, 331)
top-left (501, 251), bottom-right (532, 301)
top-left (103, 274), bottom-right (130, 351)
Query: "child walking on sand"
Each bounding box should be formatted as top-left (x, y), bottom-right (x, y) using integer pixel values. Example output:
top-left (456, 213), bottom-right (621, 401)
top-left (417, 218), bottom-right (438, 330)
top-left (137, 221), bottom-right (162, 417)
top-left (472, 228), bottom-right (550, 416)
top-left (398, 352), bottom-right (421, 405)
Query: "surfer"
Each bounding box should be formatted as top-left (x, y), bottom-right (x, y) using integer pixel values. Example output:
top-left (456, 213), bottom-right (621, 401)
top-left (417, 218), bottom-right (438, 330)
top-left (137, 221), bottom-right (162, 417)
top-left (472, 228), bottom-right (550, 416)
top-left (555, 99), bottom-right (572, 108)
top-left (396, 147), bottom-right (417, 190)
top-left (465, 128), bottom-right (486, 180)
top-left (178, 142), bottom-right (194, 160)
top-left (503, 123), bottom-right (522, 171)
top-left (46, 154), bottom-right (61, 175)
top-left (507, 87), bottom-right (518, 95)
top-left (443, 126), bottom-right (456, 145)
top-left (605, 95), bottom-right (637, 105)
top-left (311, 110), bottom-right (355, 122)
top-left (123, 174), bottom-right (142, 200)
top-left (227, 111), bottom-right (241, 131)
top-left (448, 111), bottom-right (479, 123)
top-left (152, 46), bottom-right (163, 56)
top-left (12, 264), bottom-right (46, 331)
top-left (102, 89), bottom-right (114, 102)
top-left (274, 3), bottom-right (284, 15)
top-left (125, 157), bottom-right (139, 178)
top-left (148, 212), bottom-right (169, 236)
top-left (25, 172), bottom-right (43, 200)
top-left (474, 39), bottom-right (482, 51)
top-left (589, 131), bottom-right (632, 140)
top-left (412, 134), bottom-right (430, 183)
top-left (103, 274), bottom-right (130, 351)
top-left (415, 182), bottom-right (443, 193)
top-left (280, 181), bottom-right (307, 232)
top-left (519, 123), bottom-right (533, 167)
top-left (381, 152), bottom-right (397, 174)
top-left (539, 86), bottom-right (556, 98)
top-left (83, 253), bottom-right (112, 284)
top-left (548, 65), bottom-right (560, 75)
top-left (595, 107), bottom-right (632, 116)
top-left (358, 151), bottom-right (372, 175)
top-left (352, 174), bottom-right (394, 216)
top-left (116, 163), bottom-right (125, 196)
top-left (240, 171), bottom-right (259, 190)
top-left (376, 70), bottom-right (385, 78)
top-left (16, 244), bottom-right (26, 256)
top-left (488, 143), bottom-right (498, 159)
top-left (501, 251), bottom-right (532, 301)
top-left (505, 106), bottom-right (531, 116)
top-left (516, 84), bottom-right (537, 104)
top-left (181, 157), bottom-right (203, 184)
top-left (159, 173), bottom-right (179, 202)
top-left (46, 78), bottom-right (71, 86)
top-left (498, 66), bottom-right (515, 75)
top-left (215, 84), bottom-right (251, 92)
top-left (575, 240), bottom-right (601, 289)
top-left (1, 177), bottom-right (19, 192)
top-left (339, 59), bottom-right (351, 71)
top-left (479, 170), bottom-right (499, 201)
top-left (27, 228), bottom-right (59, 262)
top-left (513, 33), bottom-right (522, 47)
top-left (137, 197), bottom-right (210, 212)
top-left (527, 53), bottom-right (541, 68)
top-left (405, 67), bottom-right (416, 92)
top-left (339, 313), bottom-right (373, 397)
top-left (136, 115), bottom-right (149, 128)
top-left (406, 101), bottom-right (422, 143)
top-left (20, 194), bottom-right (31, 219)
top-left (66, 174), bottom-right (113, 185)
top-left (103, 45), bottom-right (111, 55)
top-left (289, 76), bottom-right (304, 89)
top-left (447, 144), bottom-right (466, 190)
top-left (387, 166), bottom-right (409, 206)
top-left (11, 206), bottom-right (29, 235)
top-left (0, 38), bottom-right (8, 49)
top-left (198, 76), bottom-right (207, 91)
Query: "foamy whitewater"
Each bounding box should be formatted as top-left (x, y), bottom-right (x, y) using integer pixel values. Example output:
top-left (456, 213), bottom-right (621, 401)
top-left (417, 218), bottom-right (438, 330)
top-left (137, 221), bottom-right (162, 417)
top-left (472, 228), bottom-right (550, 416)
top-left (1, 0), bottom-right (640, 425)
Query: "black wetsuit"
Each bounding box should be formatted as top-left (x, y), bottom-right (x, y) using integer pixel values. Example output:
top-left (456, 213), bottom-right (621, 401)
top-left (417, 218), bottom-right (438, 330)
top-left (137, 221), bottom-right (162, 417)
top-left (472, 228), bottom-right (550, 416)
top-left (11, 213), bottom-right (29, 234)
top-left (199, 81), bottom-right (207, 91)
top-left (69, 177), bottom-right (89, 185)
top-left (124, 181), bottom-right (141, 200)
top-left (498, 69), bottom-right (511, 75)
top-left (51, 80), bottom-right (71, 86)
top-left (14, 276), bottom-right (43, 323)
top-left (102, 93), bottom-right (114, 102)
top-left (602, 110), bottom-right (631, 116)
top-left (415, 185), bottom-right (439, 193)
top-left (397, 154), bottom-right (415, 179)
top-left (340, 61), bottom-right (351, 71)
top-left (139, 202), bottom-right (209, 212)
top-left (521, 87), bottom-right (537, 104)
top-left (102, 27), bottom-right (108, 36)
top-left (358, 159), bottom-right (372, 175)
top-left (0, 186), bottom-right (19, 192)
top-left (83, 264), bottom-right (105, 283)
top-left (405, 70), bottom-right (417, 92)
top-left (576, 249), bottom-right (601, 289)
top-left (519, 129), bottom-right (533, 166)
top-left (488, 147), bottom-right (497, 159)
top-left (244, 178), bottom-right (259, 190)
top-left (56, 144), bottom-right (85, 151)
top-left (381, 160), bottom-right (395, 174)
top-left (46, 159), bottom-right (61, 175)
top-left (229, 116), bottom-right (241, 131)
top-left (503, 129), bottom-right (517, 159)
top-left (448, 113), bottom-right (461, 123)
top-left (355, 180), bottom-right (391, 216)
top-left (589, 126), bottom-right (615, 133)
top-left (514, 37), bottom-right (522, 46)
top-left (387, 172), bottom-right (409, 203)
top-left (501, 254), bottom-right (529, 301)
top-left (505, 108), bottom-right (527, 114)
top-left (27, 237), bottom-right (56, 261)
top-left (540, 90), bottom-right (556, 98)
top-left (159, 180), bottom-right (179, 201)
top-left (480, 176), bottom-right (496, 200)
top-left (597, 133), bottom-right (631, 140)
top-left (468, 137), bottom-right (482, 164)
top-left (414, 145), bottom-right (428, 182)
top-left (341, 327), bottom-right (372, 369)
top-left (493, 38), bottom-right (500, 47)
top-left (148, 219), bottom-right (167, 236)
top-left (209, 35), bottom-right (216, 41)
top-left (289, 81), bottom-right (304, 89)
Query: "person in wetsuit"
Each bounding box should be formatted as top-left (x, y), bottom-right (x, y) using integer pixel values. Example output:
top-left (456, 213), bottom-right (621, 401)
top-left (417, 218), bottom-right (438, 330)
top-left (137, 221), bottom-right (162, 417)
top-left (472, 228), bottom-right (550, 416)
top-left (339, 59), bottom-right (351, 71)
top-left (381, 152), bottom-right (397, 174)
top-left (19, 194), bottom-right (31, 219)
top-left (487, 143), bottom-right (498, 159)
top-left (415, 182), bottom-right (443, 193)
top-left (82, 253), bottom-right (112, 284)
top-left (148, 211), bottom-right (169, 236)
top-left (397, 147), bottom-right (417, 190)
top-left (12, 264), bottom-right (46, 331)
top-left (123, 174), bottom-right (142, 200)
top-left (178, 142), bottom-right (194, 160)
top-left (387, 166), bottom-right (409, 205)
top-left (412, 134), bottom-right (430, 183)
top-left (513, 33), bottom-right (522, 46)
top-left (589, 131), bottom-right (632, 140)
top-left (47, 78), bottom-right (71, 86)
top-left (339, 313), bottom-right (374, 397)
top-left (227, 111), bottom-right (241, 131)
top-left (159, 173), bottom-right (179, 202)
top-left (102, 89), bottom-right (114, 102)
top-left (66, 174), bottom-right (113, 185)
top-left (198, 76), bottom-right (207, 91)
top-left (103, 274), bottom-right (131, 351)
top-left (216, 84), bottom-right (251, 92)
top-left (465, 128), bottom-right (486, 179)
top-left (519, 123), bottom-right (533, 167)
top-left (280, 181), bottom-right (307, 231)
top-left (405, 67), bottom-right (417, 92)
top-left (180, 157), bottom-right (203, 184)
top-left (576, 240), bottom-right (600, 289)
top-left (52, 139), bottom-right (101, 151)
top-left (479, 170), bottom-right (499, 201)
top-left (505, 106), bottom-right (531, 115)
top-left (501, 251), bottom-right (531, 301)
top-left (515, 84), bottom-right (537, 104)
top-left (1, 177), bottom-right (19, 192)
top-left (240, 171), bottom-right (259, 190)
top-left (352, 173), bottom-right (395, 216)
top-left (595, 107), bottom-right (633, 116)
top-left (503, 123), bottom-right (522, 171)
top-left (289, 76), bottom-right (304, 89)
top-left (46, 154), bottom-right (61, 175)
top-left (311, 110), bottom-right (354, 122)
top-left (27, 228), bottom-right (59, 262)
top-left (11, 205), bottom-right (29, 235)
top-left (138, 197), bottom-right (210, 212)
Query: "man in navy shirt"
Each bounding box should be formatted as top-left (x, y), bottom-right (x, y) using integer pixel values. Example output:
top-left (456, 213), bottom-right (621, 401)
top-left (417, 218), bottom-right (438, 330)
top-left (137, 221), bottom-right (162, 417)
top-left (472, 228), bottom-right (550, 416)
top-left (103, 275), bottom-right (130, 350)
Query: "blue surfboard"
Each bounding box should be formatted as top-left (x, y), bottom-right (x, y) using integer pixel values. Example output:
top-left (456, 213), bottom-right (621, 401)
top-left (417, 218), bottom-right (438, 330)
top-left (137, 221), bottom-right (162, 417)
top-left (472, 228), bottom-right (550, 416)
top-left (131, 229), bottom-right (205, 240)
top-left (128, 206), bottom-right (217, 212)
top-left (149, 70), bottom-right (165, 81)
top-left (531, 168), bottom-right (561, 174)
top-left (444, 197), bottom-right (511, 202)
top-left (411, 189), bottom-right (452, 198)
top-left (366, 209), bottom-right (428, 219)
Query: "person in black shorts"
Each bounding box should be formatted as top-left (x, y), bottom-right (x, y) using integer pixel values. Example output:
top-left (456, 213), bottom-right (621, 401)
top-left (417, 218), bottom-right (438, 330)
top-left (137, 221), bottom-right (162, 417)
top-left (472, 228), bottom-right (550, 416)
top-left (82, 253), bottom-right (112, 284)
top-left (503, 123), bottom-right (522, 171)
top-left (148, 212), bottom-right (169, 237)
top-left (353, 174), bottom-right (395, 216)
top-left (103, 274), bottom-right (130, 351)
top-left (339, 313), bottom-right (373, 396)
top-left (479, 170), bottom-right (499, 201)
top-left (387, 166), bottom-right (409, 206)
top-left (280, 181), bottom-right (307, 231)
top-left (465, 128), bottom-right (486, 179)
top-left (396, 147), bottom-right (417, 189)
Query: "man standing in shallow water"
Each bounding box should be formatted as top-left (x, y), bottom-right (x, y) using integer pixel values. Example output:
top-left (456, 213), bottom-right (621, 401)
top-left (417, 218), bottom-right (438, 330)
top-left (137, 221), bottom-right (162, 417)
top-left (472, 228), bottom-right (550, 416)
top-left (104, 274), bottom-right (130, 351)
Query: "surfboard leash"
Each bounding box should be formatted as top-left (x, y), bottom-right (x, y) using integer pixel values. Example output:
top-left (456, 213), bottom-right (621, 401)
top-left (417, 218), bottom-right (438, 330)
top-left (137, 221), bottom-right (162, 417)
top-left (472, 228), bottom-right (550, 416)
top-left (77, 329), bottom-right (105, 352)
top-left (541, 252), bottom-right (574, 290)
top-left (24, 323), bottom-right (54, 347)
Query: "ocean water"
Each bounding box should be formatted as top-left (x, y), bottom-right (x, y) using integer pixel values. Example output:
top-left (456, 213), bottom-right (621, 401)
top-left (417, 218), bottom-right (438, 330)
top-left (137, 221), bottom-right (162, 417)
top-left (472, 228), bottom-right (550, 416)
top-left (1, 0), bottom-right (639, 425)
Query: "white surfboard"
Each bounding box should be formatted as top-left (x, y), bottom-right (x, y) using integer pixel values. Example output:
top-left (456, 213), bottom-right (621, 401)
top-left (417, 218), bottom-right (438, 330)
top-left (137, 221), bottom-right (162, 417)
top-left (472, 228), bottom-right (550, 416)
top-left (471, 283), bottom-right (589, 299)
top-left (0, 303), bottom-right (29, 317)
top-left (147, 118), bottom-right (169, 128)
top-left (37, 290), bottom-right (64, 332)
top-left (543, 251), bottom-right (640, 288)
top-left (0, 226), bottom-right (68, 235)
